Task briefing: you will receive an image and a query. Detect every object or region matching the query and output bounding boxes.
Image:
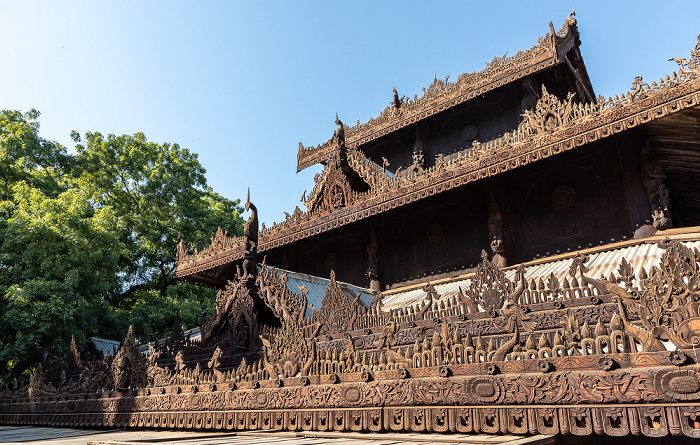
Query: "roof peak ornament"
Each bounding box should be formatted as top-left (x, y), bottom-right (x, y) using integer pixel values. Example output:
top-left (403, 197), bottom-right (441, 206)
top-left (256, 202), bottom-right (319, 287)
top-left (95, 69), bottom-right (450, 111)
top-left (240, 188), bottom-right (258, 288)
top-left (296, 13), bottom-right (583, 173)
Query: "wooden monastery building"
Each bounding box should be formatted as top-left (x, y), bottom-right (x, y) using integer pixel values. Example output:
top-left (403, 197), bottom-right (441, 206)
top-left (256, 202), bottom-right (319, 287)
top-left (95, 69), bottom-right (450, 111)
top-left (4, 13), bottom-right (700, 443)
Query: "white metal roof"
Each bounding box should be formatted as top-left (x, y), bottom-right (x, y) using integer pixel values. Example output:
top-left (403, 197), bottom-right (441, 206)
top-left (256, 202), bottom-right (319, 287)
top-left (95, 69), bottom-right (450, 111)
top-left (380, 239), bottom-right (700, 312)
top-left (263, 266), bottom-right (375, 318)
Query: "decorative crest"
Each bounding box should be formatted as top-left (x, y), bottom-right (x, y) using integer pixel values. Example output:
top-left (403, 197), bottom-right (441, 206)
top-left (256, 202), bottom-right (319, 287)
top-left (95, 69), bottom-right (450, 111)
top-left (319, 270), bottom-right (360, 334)
top-left (465, 250), bottom-right (515, 312)
top-left (111, 325), bottom-right (147, 390)
top-left (669, 35), bottom-right (700, 81)
top-left (521, 85), bottom-right (576, 135)
top-left (260, 319), bottom-right (321, 378)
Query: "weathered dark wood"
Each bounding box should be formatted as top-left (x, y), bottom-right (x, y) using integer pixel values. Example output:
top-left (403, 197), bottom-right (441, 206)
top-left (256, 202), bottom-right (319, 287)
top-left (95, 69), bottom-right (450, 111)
top-left (7, 18), bottom-right (700, 441)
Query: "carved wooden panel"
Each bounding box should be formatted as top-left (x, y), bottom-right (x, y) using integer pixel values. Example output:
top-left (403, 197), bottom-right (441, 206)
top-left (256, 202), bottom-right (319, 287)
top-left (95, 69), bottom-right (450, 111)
top-left (507, 141), bottom-right (632, 262)
top-left (383, 188), bottom-right (486, 286)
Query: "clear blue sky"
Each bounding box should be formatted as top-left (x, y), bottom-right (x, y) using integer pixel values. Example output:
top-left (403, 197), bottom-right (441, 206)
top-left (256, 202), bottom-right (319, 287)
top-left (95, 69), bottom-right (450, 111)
top-left (2, 1), bottom-right (699, 228)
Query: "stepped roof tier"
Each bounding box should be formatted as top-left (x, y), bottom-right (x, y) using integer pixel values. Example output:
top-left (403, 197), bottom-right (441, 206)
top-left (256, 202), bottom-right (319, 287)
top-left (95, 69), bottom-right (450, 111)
top-left (175, 14), bottom-right (700, 290)
top-left (295, 13), bottom-right (590, 173)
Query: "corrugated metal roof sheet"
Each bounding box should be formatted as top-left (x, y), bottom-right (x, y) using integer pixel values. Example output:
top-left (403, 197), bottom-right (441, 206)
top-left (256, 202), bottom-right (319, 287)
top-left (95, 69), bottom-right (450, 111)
top-left (90, 337), bottom-right (120, 358)
top-left (263, 266), bottom-right (375, 318)
top-left (381, 240), bottom-right (700, 311)
top-left (139, 327), bottom-right (202, 353)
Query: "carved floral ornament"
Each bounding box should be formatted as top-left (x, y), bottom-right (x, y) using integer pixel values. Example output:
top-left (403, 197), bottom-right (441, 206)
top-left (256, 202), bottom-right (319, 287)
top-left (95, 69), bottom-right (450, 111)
top-left (176, 35), bottom-right (700, 273)
top-left (318, 270), bottom-right (360, 334)
top-left (11, 239), bottom-right (700, 437)
top-left (260, 317), bottom-right (320, 379)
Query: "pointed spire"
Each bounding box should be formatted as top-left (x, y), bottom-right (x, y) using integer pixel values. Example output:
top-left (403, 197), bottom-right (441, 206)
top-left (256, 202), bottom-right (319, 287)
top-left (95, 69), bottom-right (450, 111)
top-left (610, 312), bottom-right (623, 332)
top-left (476, 335), bottom-right (485, 351)
top-left (487, 338), bottom-right (496, 353)
top-left (464, 333), bottom-right (473, 348)
top-left (525, 335), bottom-right (536, 351)
top-left (581, 322), bottom-right (592, 339)
top-left (595, 319), bottom-right (607, 337)
top-left (553, 331), bottom-right (563, 346)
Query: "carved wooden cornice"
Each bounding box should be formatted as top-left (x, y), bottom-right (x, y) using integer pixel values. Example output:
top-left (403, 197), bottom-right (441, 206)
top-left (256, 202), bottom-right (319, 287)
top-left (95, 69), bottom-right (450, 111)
top-left (176, 58), bottom-right (700, 280)
top-left (3, 366), bottom-right (700, 436)
top-left (3, 401), bottom-right (700, 437)
top-left (296, 13), bottom-right (580, 173)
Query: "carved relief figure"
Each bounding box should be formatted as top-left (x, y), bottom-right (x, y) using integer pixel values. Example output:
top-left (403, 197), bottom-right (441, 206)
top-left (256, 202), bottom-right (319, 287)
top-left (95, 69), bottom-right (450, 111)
top-left (146, 344), bottom-right (165, 387)
top-left (208, 346), bottom-right (225, 382)
top-left (521, 85), bottom-right (576, 135)
top-left (322, 170), bottom-right (353, 213)
top-left (260, 319), bottom-right (322, 378)
top-left (241, 190), bottom-right (259, 284)
top-left (366, 227), bottom-right (380, 291)
top-left (641, 144), bottom-right (672, 230)
top-left (488, 196), bottom-right (507, 268)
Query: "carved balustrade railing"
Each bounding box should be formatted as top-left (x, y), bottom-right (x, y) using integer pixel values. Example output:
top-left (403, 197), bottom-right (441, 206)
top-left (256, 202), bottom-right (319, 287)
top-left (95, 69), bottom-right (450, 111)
top-left (6, 239), bottom-right (700, 438)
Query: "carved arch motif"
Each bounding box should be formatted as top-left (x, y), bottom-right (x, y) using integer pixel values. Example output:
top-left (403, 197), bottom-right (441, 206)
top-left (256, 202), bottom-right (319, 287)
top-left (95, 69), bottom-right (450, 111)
top-left (319, 270), bottom-right (360, 334)
top-left (322, 168), bottom-right (353, 212)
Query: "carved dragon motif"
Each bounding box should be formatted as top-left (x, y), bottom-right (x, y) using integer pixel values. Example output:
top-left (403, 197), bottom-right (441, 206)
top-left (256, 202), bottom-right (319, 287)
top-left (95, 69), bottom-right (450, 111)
top-left (569, 253), bottom-right (665, 352)
top-left (260, 319), bottom-right (322, 378)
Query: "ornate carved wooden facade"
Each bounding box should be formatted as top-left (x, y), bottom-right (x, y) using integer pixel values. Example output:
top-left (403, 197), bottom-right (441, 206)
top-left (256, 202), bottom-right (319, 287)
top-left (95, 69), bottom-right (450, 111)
top-left (3, 16), bottom-right (700, 441)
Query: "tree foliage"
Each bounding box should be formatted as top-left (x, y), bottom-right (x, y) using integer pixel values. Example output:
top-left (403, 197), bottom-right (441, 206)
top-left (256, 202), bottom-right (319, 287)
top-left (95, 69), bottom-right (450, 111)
top-left (0, 110), bottom-right (243, 381)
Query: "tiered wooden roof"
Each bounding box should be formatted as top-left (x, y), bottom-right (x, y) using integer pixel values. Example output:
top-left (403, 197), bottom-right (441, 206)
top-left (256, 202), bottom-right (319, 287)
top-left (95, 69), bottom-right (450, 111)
top-left (295, 13), bottom-right (583, 172)
top-left (176, 18), bottom-right (700, 287)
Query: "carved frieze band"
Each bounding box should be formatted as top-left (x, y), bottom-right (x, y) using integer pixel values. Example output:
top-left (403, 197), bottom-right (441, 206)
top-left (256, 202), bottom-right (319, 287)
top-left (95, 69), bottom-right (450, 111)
top-left (3, 367), bottom-right (700, 438)
top-left (4, 366), bottom-right (700, 409)
top-left (3, 405), bottom-right (700, 438)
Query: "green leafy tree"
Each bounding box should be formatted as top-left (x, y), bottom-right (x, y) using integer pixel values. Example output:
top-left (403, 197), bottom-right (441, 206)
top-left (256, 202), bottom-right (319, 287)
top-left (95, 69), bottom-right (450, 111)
top-left (71, 131), bottom-right (244, 338)
top-left (0, 110), bottom-right (244, 381)
top-left (0, 185), bottom-right (122, 377)
top-left (0, 110), bottom-right (120, 378)
top-left (0, 109), bottom-right (71, 203)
